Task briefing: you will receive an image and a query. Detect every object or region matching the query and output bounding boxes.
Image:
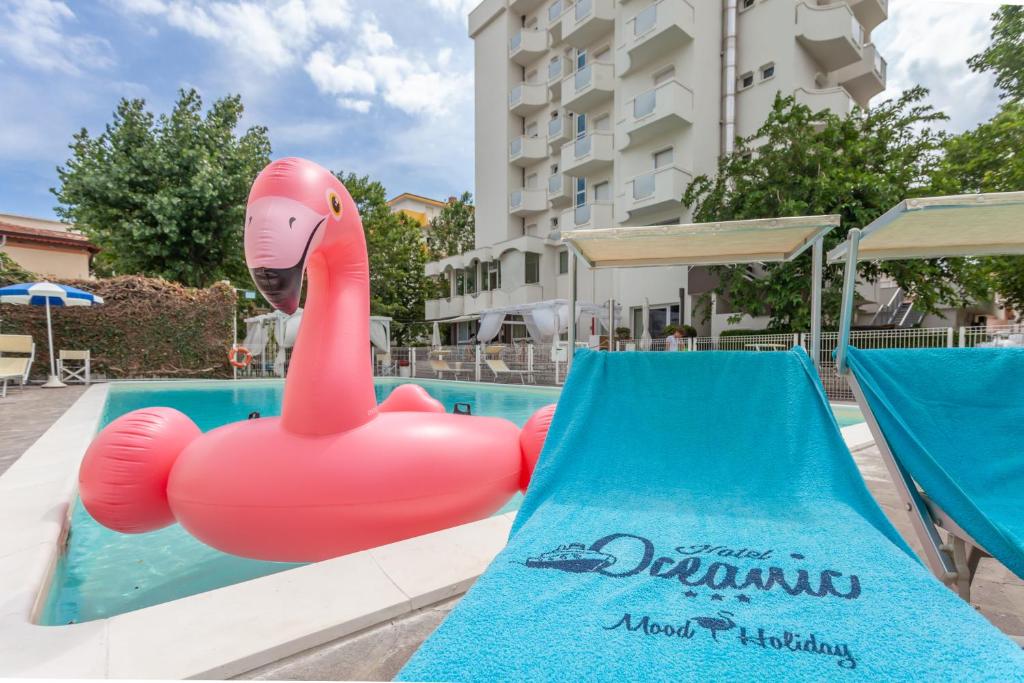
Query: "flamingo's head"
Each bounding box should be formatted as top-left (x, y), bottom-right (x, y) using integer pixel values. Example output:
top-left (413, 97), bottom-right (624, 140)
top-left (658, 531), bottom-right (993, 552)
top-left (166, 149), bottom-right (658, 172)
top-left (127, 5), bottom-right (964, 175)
top-left (244, 157), bottom-right (362, 314)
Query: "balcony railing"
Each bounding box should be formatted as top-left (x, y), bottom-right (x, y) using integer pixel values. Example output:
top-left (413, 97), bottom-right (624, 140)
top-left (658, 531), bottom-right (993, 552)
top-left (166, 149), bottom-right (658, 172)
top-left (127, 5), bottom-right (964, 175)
top-left (548, 174), bottom-right (562, 194)
top-left (548, 116), bottom-right (563, 138)
top-left (574, 204), bottom-right (591, 225)
top-left (509, 84), bottom-right (523, 108)
top-left (634, 3), bottom-right (656, 35)
top-left (510, 136), bottom-right (523, 157)
top-left (618, 80), bottom-right (694, 150)
top-left (548, 0), bottom-right (563, 23)
top-left (574, 64), bottom-right (593, 91)
top-left (548, 57), bottom-right (564, 82)
top-left (575, 0), bottom-right (592, 21)
top-left (510, 32), bottom-right (522, 53)
top-left (633, 172), bottom-right (656, 200)
top-left (563, 61), bottom-right (614, 111)
top-left (574, 134), bottom-right (592, 159)
top-left (618, 0), bottom-right (695, 76)
top-left (633, 88), bottom-right (656, 118)
top-left (510, 189), bottom-right (524, 210)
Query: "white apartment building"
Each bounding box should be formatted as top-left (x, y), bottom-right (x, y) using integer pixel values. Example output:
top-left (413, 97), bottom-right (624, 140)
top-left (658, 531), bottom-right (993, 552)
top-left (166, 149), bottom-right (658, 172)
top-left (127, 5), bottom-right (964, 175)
top-left (425, 0), bottom-right (889, 343)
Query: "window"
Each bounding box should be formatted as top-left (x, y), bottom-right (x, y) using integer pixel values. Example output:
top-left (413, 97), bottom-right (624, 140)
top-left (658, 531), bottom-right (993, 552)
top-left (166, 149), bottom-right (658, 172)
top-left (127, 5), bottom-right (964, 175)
top-left (760, 63), bottom-right (775, 80)
top-left (575, 177), bottom-right (587, 207)
top-left (455, 268), bottom-right (466, 296)
top-left (525, 252), bottom-right (541, 284)
top-left (575, 112), bottom-right (587, 138)
top-left (645, 303), bottom-right (682, 338)
top-left (576, 48), bottom-right (587, 70)
top-left (481, 260), bottom-right (501, 291)
top-left (741, 0), bottom-right (755, 9)
top-left (465, 263), bottom-right (477, 294)
top-left (593, 181), bottom-right (610, 201)
top-left (559, 250), bottom-right (569, 274)
top-left (551, 216), bottom-right (559, 230)
top-left (739, 72), bottom-right (754, 89)
top-left (654, 147), bottom-right (673, 169)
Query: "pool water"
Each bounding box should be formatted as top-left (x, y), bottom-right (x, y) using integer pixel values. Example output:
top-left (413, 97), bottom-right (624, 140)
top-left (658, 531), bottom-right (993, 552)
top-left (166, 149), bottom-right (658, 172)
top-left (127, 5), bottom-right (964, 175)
top-left (41, 379), bottom-right (558, 626)
top-left (41, 380), bottom-right (862, 625)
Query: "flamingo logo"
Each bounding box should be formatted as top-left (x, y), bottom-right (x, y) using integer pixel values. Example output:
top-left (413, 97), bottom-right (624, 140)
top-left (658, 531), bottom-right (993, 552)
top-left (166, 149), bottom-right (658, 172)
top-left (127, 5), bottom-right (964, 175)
top-left (692, 611), bottom-right (736, 642)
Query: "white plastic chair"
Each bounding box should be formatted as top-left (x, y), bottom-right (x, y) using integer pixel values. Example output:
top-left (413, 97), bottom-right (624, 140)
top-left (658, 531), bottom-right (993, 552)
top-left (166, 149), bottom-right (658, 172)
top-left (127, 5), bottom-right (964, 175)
top-left (58, 349), bottom-right (91, 384)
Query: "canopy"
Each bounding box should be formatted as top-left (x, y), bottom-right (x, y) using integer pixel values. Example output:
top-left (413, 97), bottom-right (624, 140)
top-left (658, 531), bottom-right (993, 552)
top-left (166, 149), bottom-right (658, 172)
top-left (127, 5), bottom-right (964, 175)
top-left (828, 192), bottom-right (1024, 263)
top-left (476, 299), bottom-right (619, 344)
top-left (562, 215), bottom-right (839, 269)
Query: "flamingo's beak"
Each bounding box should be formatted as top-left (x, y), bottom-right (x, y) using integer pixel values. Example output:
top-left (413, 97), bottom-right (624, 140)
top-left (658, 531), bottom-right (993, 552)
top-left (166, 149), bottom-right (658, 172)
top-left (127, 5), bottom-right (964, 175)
top-left (244, 196), bottom-right (326, 314)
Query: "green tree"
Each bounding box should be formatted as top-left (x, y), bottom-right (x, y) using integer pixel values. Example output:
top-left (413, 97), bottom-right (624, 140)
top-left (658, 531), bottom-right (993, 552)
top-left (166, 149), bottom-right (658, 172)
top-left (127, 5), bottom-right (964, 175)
top-left (334, 171), bottom-right (430, 344)
top-left (968, 6), bottom-right (1024, 102)
top-left (427, 192), bottom-right (475, 260)
top-left (681, 88), bottom-right (990, 331)
top-left (52, 89), bottom-right (271, 287)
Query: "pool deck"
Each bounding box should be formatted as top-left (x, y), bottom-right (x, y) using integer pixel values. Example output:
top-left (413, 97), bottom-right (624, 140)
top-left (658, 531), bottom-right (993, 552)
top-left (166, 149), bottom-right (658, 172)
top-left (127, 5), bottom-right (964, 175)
top-left (0, 385), bottom-right (87, 477)
top-left (0, 387), bottom-right (1020, 679)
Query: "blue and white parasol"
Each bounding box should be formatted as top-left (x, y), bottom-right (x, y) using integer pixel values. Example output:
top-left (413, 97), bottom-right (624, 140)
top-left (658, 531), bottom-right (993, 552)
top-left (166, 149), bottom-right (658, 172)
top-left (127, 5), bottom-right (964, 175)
top-left (0, 281), bottom-right (104, 388)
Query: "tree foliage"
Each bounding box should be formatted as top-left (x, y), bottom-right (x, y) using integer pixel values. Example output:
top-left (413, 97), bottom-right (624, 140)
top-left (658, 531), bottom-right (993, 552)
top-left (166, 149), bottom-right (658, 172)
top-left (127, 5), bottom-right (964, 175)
top-left (334, 171), bottom-right (429, 344)
top-left (968, 6), bottom-right (1024, 102)
top-left (680, 88), bottom-right (993, 331)
top-left (427, 191), bottom-right (475, 260)
top-left (52, 89), bottom-right (271, 288)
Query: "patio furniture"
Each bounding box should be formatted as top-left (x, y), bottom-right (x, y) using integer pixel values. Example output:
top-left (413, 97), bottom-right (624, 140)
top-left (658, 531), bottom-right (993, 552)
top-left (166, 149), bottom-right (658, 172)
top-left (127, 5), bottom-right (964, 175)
top-left (485, 358), bottom-right (532, 384)
top-left (57, 349), bottom-right (91, 384)
top-left (430, 358), bottom-right (469, 379)
top-left (375, 352), bottom-right (396, 376)
top-left (0, 334), bottom-right (34, 398)
top-left (399, 350), bottom-right (1024, 680)
top-left (832, 192), bottom-right (1024, 602)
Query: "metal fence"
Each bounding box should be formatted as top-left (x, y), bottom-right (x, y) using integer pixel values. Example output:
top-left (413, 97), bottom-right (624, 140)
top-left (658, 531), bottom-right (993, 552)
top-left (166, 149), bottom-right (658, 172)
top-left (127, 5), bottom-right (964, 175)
top-left (384, 324), bottom-right (1021, 401)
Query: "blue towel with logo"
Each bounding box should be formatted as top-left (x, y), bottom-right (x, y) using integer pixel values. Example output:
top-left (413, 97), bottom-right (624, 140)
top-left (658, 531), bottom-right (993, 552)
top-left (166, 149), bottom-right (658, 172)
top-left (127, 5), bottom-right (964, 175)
top-left (400, 349), bottom-right (1024, 681)
top-left (845, 346), bottom-right (1024, 579)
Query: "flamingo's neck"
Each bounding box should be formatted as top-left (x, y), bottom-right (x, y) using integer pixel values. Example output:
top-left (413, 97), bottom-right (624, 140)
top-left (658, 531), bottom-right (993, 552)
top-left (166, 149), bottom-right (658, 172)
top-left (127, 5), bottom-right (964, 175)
top-left (281, 236), bottom-right (377, 435)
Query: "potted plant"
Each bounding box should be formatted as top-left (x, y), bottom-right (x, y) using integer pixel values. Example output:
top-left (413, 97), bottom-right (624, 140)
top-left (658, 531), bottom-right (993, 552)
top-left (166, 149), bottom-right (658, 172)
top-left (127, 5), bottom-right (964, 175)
top-left (398, 359), bottom-right (411, 378)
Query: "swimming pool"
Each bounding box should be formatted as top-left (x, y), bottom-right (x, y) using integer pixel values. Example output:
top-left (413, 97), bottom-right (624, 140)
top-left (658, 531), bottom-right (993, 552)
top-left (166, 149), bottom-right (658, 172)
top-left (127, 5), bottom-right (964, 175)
top-left (41, 380), bottom-right (863, 625)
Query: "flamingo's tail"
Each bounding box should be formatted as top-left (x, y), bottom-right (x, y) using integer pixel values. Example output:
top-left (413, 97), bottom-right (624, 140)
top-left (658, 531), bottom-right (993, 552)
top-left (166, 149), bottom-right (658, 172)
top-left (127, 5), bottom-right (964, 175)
top-left (518, 403), bottom-right (556, 492)
top-left (79, 408), bottom-right (201, 533)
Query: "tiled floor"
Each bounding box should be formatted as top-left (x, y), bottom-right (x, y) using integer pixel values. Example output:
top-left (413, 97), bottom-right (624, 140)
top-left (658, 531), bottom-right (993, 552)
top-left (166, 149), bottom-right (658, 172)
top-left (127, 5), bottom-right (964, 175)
top-left (851, 444), bottom-right (1024, 641)
top-left (0, 384), bottom-right (88, 476)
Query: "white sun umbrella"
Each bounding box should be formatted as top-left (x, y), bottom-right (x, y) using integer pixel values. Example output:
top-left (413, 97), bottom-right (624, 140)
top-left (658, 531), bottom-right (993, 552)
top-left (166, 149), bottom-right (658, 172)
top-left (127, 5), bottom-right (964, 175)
top-left (0, 281), bottom-right (104, 388)
top-left (432, 321), bottom-right (442, 347)
top-left (640, 297), bottom-right (652, 350)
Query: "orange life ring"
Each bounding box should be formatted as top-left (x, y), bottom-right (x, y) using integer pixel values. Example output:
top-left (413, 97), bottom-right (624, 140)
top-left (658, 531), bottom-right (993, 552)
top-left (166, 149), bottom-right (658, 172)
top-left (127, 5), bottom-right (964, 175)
top-left (229, 346), bottom-right (253, 369)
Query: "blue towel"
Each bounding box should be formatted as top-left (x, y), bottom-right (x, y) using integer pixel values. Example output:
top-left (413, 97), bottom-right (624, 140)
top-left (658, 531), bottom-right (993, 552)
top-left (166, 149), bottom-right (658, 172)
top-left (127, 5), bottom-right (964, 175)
top-left (845, 346), bottom-right (1024, 580)
top-left (400, 349), bottom-right (1024, 681)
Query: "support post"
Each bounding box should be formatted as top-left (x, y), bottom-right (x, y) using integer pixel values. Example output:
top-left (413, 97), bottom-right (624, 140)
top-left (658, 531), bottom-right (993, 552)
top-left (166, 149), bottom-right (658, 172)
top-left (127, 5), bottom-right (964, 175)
top-left (232, 312), bottom-right (238, 381)
top-left (607, 298), bottom-right (615, 352)
top-left (474, 344), bottom-right (481, 382)
top-left (411, 347), bottom-right (416, 377)
top-left (836, 228), bottom-right (861, 375)
top-left (567, 251), bottom-right (577, 371)
top-left (41, 298), bottom-right (66, 388)
top-left (946, 327), bottom-right (954, 348)
top-left (958, 326), bottom-right (966, 348)
top-left (810, 236), bottom-right (823, 369)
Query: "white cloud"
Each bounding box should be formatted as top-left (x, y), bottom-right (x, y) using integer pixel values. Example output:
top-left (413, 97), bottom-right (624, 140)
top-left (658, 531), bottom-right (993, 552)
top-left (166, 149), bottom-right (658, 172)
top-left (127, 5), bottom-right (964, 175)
top-left (872, 0), bottom-right (998, 132)
top-left (339, 97), bottom-right (372, 113)
top-left (0, 0), bottom-right (114, 75)
top-left (422, 0), bottom-right (476, 20)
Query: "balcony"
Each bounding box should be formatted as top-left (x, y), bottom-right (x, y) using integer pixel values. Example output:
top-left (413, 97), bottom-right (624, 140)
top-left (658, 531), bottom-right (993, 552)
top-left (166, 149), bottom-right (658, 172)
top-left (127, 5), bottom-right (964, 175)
top-left (618, 80), bottom-right (694, 150)
top-left (547, 55), bottom-right (571, 99)
top-left (509, 135), bottom-right (548, 167)
top-left (509, 29), bottom-right (548, 66)
top-left (547, 0), bottom-right (566, 44)
top-left (562, 61), bottom-right (614, 112)
top-left (795, 1), bottom-right (864, 72)
top-left (833, 43), bottom-right (886, 108)
top-left (426, 295), bottom-right (465, 320)
top-left (848, 0), bottom-right (887, 32)
top-left (562, 0), bottom-right (614, 49)
top-left (510, 0), bottom-right (546, 13)
top-left (561, 202), bottom-right (614, 230)
top-left (547, 113), bottom-right (571, 152)
top-left (795, 86), bottom-right (854, 117)
top-left (620, 166), bottom-right (693, 221)
top-left (509, 82), bottom-right (547, 116)
top-left (560, 131), bottom-right (614, 176)
top-left (510, 188), bottom-right (547, 216)
top-left (616, 0), bottom-right (695, 77)
top-left (547, 173), bottom-right (573, 207)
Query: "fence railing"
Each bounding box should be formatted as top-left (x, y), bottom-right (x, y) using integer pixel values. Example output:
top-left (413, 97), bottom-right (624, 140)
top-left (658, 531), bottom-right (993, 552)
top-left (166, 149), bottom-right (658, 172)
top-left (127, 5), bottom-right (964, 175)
top-left (379, 324), bottom-right (1021, 401)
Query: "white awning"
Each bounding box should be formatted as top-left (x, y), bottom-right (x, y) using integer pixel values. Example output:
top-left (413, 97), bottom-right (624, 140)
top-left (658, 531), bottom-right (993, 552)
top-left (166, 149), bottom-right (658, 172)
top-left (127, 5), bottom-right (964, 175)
top-left (476, 299), bottom-right (619, 343)
top-left (562, 215), bottom-right (839, 269)
top-left (828, 192), bottom-right (1024, 263)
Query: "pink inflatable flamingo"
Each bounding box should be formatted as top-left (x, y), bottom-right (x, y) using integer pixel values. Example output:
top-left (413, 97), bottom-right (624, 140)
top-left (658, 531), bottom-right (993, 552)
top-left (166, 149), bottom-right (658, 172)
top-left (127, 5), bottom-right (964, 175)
top-left (79, 158), bottom-right (556, 562)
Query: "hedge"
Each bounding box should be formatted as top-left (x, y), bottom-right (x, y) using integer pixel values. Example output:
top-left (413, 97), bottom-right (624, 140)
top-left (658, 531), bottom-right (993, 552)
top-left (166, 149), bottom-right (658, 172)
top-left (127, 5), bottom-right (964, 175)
top-left (0, 257), bottom-right (236, 379)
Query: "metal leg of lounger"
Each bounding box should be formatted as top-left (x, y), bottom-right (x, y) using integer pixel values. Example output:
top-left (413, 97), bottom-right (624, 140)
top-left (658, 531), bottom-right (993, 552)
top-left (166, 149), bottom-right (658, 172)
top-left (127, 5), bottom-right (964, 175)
top-left (950, 536), bottom-right (984, 602)
top-left (847, 373), bottom-right (959, 586)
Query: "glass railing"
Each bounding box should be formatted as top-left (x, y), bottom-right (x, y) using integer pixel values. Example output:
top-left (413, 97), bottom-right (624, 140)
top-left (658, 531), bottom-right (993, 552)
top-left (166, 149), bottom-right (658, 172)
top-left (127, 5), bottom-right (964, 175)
top-left (574, 134), bottom-right (592, 159)
top-left (548, 57), bottom-right (564, 82)
top-left (510, 190), bottom-right (524, 209)
top-left (574, 64), bottom-right (592, 92)
top-left (574, 204), bottom-right (592, 225)
top-left (510, 31), bottom-right (522, 53)
top-left (633, 172), bottom-right (655, 200)
top-left (633, 88), bottom-right (657, 118)
top-left (575, 0), bottom-right (592, 22)
top-left (548, 174), bottom-right (563, 194)
top-left (510, 136), bottom-right (523, 157)
top-left (634, 3), bottom-right (656, 36)
top-left (509, 85), bottom-right (523, 107)
top-left (851, 17), bottom-right (864, 46)
top-left (548, 0), bottom-right (563, 23)
top-left (874, 51), bottom-right (886, 77)
top-left (548, 116), bottom-right (564, 138)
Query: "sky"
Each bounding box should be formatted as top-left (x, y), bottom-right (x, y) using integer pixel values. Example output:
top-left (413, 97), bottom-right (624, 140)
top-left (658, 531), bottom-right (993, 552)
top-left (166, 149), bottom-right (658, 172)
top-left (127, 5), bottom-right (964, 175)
top-left (0, 0), bottom-right (1013, 220)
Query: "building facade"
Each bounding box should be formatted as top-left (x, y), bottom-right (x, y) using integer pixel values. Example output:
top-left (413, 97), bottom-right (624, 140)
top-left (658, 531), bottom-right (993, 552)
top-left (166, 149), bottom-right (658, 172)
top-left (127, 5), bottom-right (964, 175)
top-left (425, 0), bottom-right (888, 341)
top-left (387, 193), bottom-right (448, 228)
top-left (0, 213), bottom-right (98, 280)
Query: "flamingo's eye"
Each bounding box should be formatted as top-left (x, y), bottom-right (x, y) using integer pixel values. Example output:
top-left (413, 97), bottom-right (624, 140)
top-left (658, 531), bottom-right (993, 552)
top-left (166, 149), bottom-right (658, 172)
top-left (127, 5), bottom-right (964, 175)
top-left (328, 191), bottom-right (343, 220)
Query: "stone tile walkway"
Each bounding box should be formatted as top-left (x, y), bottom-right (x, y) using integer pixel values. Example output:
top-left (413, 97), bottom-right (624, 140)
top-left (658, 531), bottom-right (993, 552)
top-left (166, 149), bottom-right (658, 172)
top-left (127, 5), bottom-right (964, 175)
top-left (0, 384), bottom-right (88, 477)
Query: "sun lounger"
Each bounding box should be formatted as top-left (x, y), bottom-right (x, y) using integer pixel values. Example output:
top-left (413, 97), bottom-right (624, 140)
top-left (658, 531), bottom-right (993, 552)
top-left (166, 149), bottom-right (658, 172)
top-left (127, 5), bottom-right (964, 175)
top-left (0, 334), bottom-right (35, 398)
top-left (485, 358), bottom-right (533, 384)
top-left (400, 350), bottom-right (1024, 680)
top-left (842, 346), bottom-right (1024, 602)
top-left (430, 358), bottom-right (469, 380)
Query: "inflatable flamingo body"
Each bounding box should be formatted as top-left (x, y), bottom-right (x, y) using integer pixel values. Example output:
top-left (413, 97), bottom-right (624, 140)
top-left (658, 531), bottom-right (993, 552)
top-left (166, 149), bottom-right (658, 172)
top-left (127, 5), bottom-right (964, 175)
top-left (79, 158), bottom-right (554, 562)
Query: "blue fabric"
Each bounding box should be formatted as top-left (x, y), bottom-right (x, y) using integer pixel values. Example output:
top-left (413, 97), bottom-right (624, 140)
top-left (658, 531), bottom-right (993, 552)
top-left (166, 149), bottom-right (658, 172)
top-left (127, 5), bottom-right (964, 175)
top-left (846, 346), bottom-right (1024, 580)
top-left (400, 349), bottom-right (1024, 681)
top-left (0, 281), bottom-right (101, 307)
